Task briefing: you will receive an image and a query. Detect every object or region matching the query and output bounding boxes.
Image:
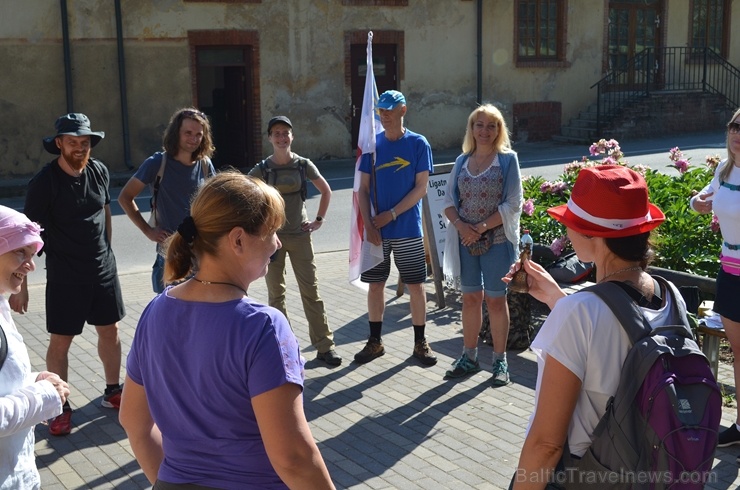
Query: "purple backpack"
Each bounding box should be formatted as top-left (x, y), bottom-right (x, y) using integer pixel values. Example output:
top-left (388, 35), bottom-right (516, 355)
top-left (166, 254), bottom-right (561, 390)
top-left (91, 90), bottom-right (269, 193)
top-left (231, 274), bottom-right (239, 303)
top-left (563, 277), bottom-right (721, 489)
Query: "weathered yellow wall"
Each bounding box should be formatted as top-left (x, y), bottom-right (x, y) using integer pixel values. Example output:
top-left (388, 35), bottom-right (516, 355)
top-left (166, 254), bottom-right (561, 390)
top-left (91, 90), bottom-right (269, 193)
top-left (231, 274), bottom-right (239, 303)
top-left (0, 0), bottom-right (736, 177)
top-left (483, 0), bottom-right (607, 126)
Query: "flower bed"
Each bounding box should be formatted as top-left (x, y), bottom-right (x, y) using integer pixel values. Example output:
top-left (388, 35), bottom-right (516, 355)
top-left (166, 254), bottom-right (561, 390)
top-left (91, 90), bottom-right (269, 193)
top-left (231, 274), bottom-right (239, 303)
top-left (520, 139), bottom-right (723, 278)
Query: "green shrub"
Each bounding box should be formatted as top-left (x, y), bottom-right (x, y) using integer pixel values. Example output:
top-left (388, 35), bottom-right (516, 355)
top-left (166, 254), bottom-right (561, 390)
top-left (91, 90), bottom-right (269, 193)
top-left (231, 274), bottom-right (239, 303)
top-left (519, 140), bottom-right (723, 277)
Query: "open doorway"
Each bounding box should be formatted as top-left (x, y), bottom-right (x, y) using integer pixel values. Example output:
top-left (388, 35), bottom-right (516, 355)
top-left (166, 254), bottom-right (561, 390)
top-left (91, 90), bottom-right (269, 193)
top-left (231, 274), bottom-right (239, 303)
top-left (189, 31), bottom-right (261, 170)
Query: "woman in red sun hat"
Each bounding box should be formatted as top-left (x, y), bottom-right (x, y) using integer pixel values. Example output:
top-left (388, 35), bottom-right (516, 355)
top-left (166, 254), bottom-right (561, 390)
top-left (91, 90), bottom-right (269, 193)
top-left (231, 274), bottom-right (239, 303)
top-left (504, 165), bottom-right (691, 489)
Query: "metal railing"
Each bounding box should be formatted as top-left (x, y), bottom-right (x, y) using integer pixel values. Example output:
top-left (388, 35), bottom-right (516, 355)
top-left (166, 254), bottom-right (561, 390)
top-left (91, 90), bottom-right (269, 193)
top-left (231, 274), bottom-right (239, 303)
top-left (590, 47), bottom-right (740, 133)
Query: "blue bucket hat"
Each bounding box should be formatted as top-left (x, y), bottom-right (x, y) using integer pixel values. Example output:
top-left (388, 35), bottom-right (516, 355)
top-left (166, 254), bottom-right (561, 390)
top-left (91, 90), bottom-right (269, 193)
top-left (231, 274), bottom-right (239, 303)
top-left (43, 113), bottom-right (105, 154)
top-left (377, 90), bottom-right (406, 110)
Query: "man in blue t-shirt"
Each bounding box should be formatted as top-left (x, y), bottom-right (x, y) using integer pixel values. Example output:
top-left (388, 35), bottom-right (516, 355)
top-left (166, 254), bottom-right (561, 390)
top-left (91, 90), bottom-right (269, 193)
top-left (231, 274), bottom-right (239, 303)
top-left (118, 108), bottom-right (216, 293)
top-left (355, 90), bottom-right (437, 366)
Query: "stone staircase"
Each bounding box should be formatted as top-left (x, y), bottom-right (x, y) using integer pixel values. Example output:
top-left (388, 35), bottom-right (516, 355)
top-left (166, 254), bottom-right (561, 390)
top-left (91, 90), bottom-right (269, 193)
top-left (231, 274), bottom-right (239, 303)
top-left (552, 103), bottom-right (599, 144)
top-left (554, 92), bottom-right (732, 144)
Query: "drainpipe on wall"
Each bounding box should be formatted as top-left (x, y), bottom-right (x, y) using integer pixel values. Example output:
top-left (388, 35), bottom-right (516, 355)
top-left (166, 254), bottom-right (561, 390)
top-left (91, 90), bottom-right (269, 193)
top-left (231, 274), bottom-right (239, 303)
top-left (114, 0), bottom-right (133, 169)
top-left (60, 0), bottom-right (73, 112)
top-left (476, 0), bottom-right (483, 105)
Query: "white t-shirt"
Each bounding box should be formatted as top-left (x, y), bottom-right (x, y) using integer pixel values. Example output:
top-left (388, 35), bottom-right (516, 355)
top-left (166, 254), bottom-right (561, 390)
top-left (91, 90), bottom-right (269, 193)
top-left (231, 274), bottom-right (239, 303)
top-left (0, 297), bottom-right (62, 489)
top-left (691, 162), bottom-right (740, 259)
top-left (528, 283), bottom-right (679, 456)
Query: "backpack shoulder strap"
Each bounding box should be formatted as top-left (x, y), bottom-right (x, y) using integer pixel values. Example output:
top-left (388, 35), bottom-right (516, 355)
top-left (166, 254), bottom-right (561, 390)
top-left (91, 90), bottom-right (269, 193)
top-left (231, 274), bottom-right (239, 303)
top-left (260, 159), bottom-right (279, 186)
top-left (584, 281), bottom-right (652, 345)
top-left (0, 323), bottom-right (7, 372)
top-left (583, 275), bottom-right (690, 343)
top-left (153, 152), bottom-right (167, 189)
top-left (298, 158), bottom-right (308, 201)
top-left (200, 156), bottom-right (213, 179)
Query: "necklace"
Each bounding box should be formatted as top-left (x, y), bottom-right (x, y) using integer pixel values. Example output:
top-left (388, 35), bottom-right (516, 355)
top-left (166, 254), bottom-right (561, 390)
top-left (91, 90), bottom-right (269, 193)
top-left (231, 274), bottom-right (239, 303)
top-left (60, 158), bottom-right (83, 177)
top-left (191, 276), bottom-right (247, 296)
top-left (470, 150), bottom-right (495, 173)
top-left (598, 266), bottom-right (643, 284)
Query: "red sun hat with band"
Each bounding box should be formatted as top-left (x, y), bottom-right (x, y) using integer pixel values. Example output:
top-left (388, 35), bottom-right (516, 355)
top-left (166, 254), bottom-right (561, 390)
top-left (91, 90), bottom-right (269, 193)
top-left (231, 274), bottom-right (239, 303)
top-left (547, 165), bottom-right (665, 238)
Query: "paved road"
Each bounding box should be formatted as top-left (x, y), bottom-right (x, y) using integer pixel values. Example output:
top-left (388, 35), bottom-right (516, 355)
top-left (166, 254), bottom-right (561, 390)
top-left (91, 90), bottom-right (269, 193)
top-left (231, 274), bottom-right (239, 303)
top-left (1, 131), bottom-right (727, 285)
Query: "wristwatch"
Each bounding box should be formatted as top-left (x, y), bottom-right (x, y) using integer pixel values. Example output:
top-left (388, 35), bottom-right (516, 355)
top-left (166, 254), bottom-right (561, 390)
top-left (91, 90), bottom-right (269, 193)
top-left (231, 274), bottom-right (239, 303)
top-left (316, 216), bottom-right (324, 222)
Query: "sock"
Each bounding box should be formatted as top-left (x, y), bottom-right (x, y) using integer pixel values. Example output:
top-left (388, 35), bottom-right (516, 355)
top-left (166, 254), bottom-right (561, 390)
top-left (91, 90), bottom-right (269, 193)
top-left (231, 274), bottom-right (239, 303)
top-left (464, 347), bottom-right (478, 362)
top-left (105, 383), bottom-right (121, 394)
top-left (492, 351), bottom-right (507, 363)
top-left (413, 325), bottom-right (425, 342)
top-left (369, 321), bottom-right (382, 341)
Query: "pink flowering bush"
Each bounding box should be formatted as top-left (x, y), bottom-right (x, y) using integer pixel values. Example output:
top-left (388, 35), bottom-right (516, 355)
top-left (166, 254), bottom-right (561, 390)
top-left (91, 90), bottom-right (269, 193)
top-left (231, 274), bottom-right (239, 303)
top-left (668, 147), bottom-right (691, 174)
top-left (520, 140), bottom-right (722, 276)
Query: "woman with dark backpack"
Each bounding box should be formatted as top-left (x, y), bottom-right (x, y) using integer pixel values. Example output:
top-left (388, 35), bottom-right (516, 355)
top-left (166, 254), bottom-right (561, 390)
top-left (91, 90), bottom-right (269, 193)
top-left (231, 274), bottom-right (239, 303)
top-left (506, 166), bottom-right (707, 489)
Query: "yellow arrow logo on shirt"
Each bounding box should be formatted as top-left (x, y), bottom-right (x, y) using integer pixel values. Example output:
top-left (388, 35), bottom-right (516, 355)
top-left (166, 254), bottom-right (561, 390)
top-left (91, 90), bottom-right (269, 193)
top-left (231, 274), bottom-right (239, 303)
top-left (377, 157), bottom-right (411, 172)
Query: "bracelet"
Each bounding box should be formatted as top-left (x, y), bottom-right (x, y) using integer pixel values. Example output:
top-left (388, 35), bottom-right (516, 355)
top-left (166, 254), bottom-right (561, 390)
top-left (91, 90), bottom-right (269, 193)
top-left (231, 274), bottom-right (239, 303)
top-left (453, 218), bottom-right (461, 226)
top-left (390, 208), bottom-right (397, 221)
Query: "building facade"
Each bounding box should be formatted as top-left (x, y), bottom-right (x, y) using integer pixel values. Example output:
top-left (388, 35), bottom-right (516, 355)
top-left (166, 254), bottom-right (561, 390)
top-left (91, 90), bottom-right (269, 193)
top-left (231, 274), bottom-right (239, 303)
top-left (0, 0), bottom-right (737, 177)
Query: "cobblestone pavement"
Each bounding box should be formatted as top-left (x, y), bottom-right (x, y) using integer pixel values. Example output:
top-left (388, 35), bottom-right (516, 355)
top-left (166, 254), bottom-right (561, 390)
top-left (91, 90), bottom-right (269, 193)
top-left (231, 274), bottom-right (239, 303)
top-left (14, 250), bottom-right (740, 489)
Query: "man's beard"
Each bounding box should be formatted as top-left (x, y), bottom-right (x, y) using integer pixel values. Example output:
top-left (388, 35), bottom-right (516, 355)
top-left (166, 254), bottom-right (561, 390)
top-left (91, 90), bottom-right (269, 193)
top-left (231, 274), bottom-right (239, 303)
top-left (61, 148), bottom-right (90, 172)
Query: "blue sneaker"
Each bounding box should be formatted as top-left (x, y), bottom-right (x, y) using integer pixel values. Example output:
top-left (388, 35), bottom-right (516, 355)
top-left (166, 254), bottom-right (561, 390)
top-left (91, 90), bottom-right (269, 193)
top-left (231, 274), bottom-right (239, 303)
top-left (491, 358), bottom-right (510, 386)
top-left (445, 353), bottom-right (481, 379)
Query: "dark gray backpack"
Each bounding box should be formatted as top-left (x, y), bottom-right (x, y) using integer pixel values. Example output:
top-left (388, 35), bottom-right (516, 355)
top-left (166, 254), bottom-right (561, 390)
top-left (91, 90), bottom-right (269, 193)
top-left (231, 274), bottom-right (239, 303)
top-left (562, 277), bottom-right (721, 489)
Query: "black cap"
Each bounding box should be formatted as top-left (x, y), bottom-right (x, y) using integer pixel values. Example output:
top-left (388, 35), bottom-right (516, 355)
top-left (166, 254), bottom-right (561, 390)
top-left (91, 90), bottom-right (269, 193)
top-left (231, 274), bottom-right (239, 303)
top-left (267, 116), bottom-right (292, 134)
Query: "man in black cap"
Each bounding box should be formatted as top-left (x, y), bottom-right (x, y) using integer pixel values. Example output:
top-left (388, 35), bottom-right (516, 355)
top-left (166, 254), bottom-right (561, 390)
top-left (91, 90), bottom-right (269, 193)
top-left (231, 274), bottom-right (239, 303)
top-left (10, 113), bottom-right (126, 436)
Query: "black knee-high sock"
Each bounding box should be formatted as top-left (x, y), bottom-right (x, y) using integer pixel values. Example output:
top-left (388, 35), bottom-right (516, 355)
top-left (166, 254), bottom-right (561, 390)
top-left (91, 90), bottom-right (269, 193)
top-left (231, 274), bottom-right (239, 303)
top-left (369, 321), bottom-right (382, 340)
top-left (413, 324), bottom-right (425, 342)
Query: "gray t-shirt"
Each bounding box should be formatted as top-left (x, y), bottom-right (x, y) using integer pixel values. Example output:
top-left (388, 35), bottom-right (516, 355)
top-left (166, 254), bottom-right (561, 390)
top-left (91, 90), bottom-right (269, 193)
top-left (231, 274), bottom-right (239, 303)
top-left (134, 152), bottom-right (215, 233)
top-left (248, 155), bottom-right (320, 235)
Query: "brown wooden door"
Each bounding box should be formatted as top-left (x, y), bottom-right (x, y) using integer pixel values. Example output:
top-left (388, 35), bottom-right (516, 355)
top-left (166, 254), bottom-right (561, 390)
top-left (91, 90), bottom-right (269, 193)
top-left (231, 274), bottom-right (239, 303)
top-left (608, 0), bottom-right (663, 88)
top-left (195, 47), bottom-right (254, 169)
top-left (350, 43), bottom-right (398, 149)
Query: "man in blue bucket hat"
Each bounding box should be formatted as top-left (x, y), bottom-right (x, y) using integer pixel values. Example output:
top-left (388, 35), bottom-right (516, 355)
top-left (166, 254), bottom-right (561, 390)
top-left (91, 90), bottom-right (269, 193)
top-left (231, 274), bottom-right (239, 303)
top-left (355, 90), bottom-right (437, 367)
top-left (10, 113), bottom-right (126, 436)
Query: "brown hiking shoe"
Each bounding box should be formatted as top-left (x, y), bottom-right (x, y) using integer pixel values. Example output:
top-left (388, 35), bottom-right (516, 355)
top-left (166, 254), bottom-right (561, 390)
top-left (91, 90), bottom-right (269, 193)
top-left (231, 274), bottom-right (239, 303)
top-left (354, 337), bottom-right (385, 364)
top-left (413, 338), bottom-right (437, 366)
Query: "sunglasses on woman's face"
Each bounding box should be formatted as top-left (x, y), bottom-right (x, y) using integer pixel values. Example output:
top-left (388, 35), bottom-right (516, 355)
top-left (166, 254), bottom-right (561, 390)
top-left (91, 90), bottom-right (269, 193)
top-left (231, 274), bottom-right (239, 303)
top-left (728, 122), bottom-right (740, 134)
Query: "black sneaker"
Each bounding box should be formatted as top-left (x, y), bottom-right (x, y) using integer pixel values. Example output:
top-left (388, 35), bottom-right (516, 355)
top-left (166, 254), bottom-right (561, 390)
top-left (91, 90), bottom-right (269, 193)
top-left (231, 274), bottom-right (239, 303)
top-left (354, 337), bottom-right (384, 364)
top-left (719, 424), bottom-right (740, 447)
top-left (316, 348), bottom-right (342, 366)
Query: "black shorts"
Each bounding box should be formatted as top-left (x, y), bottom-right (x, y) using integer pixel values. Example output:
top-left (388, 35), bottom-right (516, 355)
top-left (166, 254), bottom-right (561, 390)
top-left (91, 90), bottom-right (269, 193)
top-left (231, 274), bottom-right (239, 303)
top-left (715, 268), bottom-right (740, 323)
top-left (45, 277), bottom-right (126, 335)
